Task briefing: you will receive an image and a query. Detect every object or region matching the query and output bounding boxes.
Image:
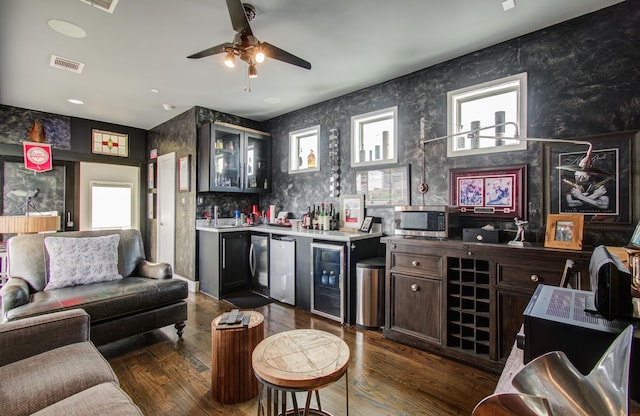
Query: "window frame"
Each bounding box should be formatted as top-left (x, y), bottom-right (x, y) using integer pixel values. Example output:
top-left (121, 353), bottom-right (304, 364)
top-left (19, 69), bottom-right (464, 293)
top-left (350, 106), bottom-right (398, 167)
top-left (89, 180), bottom-right (133, 230)
top-left (288, 125), bottom-right (320, 174)
top-left (447, 73), bottom-right (527, 157)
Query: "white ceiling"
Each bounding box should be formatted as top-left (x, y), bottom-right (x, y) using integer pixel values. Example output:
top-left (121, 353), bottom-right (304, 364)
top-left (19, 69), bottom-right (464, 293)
top-left (0, 0), bottom-right (624, 130)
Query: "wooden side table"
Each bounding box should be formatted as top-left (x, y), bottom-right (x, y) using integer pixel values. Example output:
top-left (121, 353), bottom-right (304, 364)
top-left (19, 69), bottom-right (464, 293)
top-left (252, 329), bottom-right (350, 416)
top-left (211, 311), bottom-right (264, 404)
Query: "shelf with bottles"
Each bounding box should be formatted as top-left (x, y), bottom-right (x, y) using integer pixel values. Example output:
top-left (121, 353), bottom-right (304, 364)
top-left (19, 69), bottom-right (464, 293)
top-left (318, 270), bottom-right (341, 289)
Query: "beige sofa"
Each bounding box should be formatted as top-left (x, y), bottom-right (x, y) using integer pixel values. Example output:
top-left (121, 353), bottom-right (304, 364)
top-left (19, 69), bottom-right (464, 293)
top-left (0, 309), bottom-right (142, 415)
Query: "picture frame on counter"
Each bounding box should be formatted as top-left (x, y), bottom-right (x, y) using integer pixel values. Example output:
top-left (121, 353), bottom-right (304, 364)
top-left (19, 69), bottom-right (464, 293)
top-left (359, 216), bottom-right (374, 233)
top-left (544, 213), bottom-right (584, 250)
top-left (340, 194), bottom-right (365, 230)
top-left (449, 164), bottom-right (527, 220)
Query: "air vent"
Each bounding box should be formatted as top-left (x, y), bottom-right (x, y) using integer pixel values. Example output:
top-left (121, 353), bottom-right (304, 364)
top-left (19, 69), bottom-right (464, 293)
top-left (49, 55), bottom-right (85, 74)
top-left (80, 0), bottom-right (119, 13)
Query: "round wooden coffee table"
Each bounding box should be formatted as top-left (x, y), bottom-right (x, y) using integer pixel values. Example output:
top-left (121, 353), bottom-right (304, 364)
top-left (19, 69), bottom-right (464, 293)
top-left (252, 329), bottom-right (350, 416)
top-left (211, 311), bottom-right (264, 404)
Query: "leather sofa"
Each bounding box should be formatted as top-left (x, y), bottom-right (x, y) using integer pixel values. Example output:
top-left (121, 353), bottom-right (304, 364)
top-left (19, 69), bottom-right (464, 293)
top-left (1, 229), bottom-right (188, 345)
top-left (0, 309), bottom-right (143, 416)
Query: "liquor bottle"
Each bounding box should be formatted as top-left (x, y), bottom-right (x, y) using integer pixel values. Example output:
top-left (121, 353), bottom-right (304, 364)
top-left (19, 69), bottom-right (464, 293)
top-left (305, 206), bottom-right (312, 228)
top-left (308, 149), bottom-right (316, 168)
top-left (319, 203), bottom-right (325, 230)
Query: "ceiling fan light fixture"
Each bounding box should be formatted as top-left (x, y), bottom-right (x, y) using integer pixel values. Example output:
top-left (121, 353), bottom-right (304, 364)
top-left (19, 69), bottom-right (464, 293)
top-left (248, 64), bottom-right (258, 78)
top-left (255, 48), bottom-right (265, 63)
top-left (224, 52), bottom-right (236, 68)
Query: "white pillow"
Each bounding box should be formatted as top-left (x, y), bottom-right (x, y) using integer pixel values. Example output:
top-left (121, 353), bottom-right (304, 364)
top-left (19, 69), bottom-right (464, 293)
top-left (44, 234), bottom-right (123, 290)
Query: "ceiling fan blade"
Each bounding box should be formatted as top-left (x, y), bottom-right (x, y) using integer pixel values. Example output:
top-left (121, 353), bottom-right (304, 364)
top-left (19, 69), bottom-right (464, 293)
top-left (187, 43), bottom-right (234, 59)
top-left (226, 0), bottom-right (253, 36)
top-left (261, 42), bottom-right (311, 70)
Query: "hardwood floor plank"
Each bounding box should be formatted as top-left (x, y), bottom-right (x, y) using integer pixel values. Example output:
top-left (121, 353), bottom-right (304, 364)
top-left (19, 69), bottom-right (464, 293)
top-left (100, 293), bottom-right (498, 415)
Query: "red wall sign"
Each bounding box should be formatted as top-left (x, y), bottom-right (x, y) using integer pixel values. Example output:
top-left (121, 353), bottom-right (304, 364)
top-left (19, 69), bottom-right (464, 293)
top-left (23, 142), bottom-right (53, 172)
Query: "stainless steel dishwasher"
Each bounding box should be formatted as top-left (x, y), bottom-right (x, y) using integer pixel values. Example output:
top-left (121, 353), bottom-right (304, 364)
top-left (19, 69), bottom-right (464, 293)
top-left (269, 235), bottom-right (296, 305)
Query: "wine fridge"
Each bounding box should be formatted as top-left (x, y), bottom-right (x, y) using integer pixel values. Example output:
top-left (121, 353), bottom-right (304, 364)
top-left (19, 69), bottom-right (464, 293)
top-left (310, 242), bottom-right (345, 323)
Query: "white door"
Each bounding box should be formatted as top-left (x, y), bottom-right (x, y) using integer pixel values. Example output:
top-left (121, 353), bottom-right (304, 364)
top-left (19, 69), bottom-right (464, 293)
top-left (79, 162), bottom-right (140, 231)
top-left (157, 153), bottom-right (176, 269)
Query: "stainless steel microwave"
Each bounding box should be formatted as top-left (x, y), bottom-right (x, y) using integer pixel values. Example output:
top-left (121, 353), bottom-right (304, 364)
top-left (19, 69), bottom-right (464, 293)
top-left (394, 205), bottom-right (452, 238)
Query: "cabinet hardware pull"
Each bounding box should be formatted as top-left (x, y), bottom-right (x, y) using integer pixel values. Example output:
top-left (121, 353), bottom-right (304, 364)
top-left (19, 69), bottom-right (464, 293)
top-left (530, 274), bottom-right (539, 282)
top-left (412, 260), bottom-right (420, 267)
top-left (392, 244), bottom-right (396, 249)
top-left (411, 283), bottom-right (420, 292)
top-left (467, 251), bottom-right (472, 256)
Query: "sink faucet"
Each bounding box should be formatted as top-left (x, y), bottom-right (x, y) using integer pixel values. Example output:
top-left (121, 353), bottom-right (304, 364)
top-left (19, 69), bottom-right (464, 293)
top-left (213, 206), bottom-right (219, 227)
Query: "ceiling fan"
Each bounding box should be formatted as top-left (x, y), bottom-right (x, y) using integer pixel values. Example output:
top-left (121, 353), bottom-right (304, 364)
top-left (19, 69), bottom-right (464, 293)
top-left (187, 0), bottom-right (311, 78)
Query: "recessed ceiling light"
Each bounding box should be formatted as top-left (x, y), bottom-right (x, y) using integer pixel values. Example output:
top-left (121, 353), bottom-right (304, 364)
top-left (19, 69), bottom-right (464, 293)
top-left (264, 97), bottom-right (281, 104)
top-left (47, 19), bottom-right (87, 38)
top-left (67, 98), bottom-right (84, 105)
top-left (150, 88), bottom-right (160, 93)
top-left (162, 104), bottom-right (175, 111)
top-left (502, 0), bottom-right (516, 11)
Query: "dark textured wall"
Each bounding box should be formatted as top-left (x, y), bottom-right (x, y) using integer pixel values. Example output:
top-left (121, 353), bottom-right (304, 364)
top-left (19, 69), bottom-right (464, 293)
top-left (147, 107), bottom-right (197, 279)
top-left (262, 2), bottom-right (640, 246)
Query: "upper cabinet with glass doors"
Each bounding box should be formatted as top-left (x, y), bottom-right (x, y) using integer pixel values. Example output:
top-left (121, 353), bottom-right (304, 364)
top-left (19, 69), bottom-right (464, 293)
top-left (197, 122), bottom-right (271, 193)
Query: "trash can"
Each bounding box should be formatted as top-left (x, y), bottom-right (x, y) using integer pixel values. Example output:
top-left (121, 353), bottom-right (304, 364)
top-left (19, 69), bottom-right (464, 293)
top-left (356, 257), bottom-right (386, 329)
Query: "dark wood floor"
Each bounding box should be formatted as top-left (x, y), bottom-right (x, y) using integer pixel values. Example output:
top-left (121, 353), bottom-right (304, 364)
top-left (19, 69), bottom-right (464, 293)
top-left (99, 292), bottom-right (499, 415)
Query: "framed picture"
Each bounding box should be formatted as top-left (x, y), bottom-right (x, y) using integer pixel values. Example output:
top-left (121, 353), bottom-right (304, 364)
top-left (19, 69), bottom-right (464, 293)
top-left (629, 220), bottom-right (640, 248)
top-left (340, 194), bottom-right (365, 230)
top-left (360, 216), bottom-right (374, 233)
top-left (449, 164), bottom-right (527, 219)
top-left (544, 130), bottom-right (639, 228)
top-left (178, 155), bottom-right (191, 192)
top-left (91, 129), bottom-right (128, 157)
top-left (544, 214), bottom-right (585, 250)
top-left (148, 162), bottom-right (155, 189)
top-left (147, 192), bottom-right (155, 220)
top-left (355, 165), bottom-right (410, 206)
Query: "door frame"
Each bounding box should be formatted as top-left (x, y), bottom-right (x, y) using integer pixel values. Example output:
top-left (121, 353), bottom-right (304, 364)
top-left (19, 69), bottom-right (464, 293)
top-left (156, 152), bottom-right (176, 270)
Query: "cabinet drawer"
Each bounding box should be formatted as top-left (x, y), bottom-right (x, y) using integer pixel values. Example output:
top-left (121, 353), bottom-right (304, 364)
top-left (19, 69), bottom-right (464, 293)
top-left (391, 252), bottom-right (443, 277)
top-left (389, 273), bottom-right (441, 344)
top-left (496, 263), bottom-right (563, 290)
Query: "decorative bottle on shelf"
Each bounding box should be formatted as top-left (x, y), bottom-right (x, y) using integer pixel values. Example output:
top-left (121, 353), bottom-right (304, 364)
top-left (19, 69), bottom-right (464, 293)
top-left (322, 270), bottom-right (328, 285)
top-left (307, 149), bottom-right (316, 168)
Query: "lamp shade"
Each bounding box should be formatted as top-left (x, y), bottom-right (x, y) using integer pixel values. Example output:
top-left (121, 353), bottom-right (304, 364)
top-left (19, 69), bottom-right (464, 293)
top-left (0, 215), bottom-right (60, 234)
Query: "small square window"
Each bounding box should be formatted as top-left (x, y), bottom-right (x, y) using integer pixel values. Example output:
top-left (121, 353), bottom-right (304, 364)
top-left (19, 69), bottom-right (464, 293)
top-left (289, 125), bottom-right (320, 173)
top-left (351, 106), bottom-right (398, 167)
top-left (447, 73), bottom-right (527, 157)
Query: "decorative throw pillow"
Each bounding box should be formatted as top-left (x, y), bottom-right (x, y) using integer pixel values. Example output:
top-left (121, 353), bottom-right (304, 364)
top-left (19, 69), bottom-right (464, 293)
top-left (44, 234), bottom-right (123, 290)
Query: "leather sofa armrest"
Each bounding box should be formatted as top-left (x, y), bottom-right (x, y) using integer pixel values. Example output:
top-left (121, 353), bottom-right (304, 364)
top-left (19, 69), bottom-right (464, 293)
top-left (1, 277), bottom-right (31, 320)
top-left (0, 309), bottom-right (90, 366)
top-left (135, 260), bottom-right (172, 280)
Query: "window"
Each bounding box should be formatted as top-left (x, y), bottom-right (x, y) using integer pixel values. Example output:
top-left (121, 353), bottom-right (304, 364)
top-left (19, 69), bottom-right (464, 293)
top-left (289, 125), bottom-right (320, 173)
top-left (90, 181), bottom-right (132, 230)
top-left (351, 106), bottom-right (398, 167)
top-left (447, 73), bottom-right (527, 157)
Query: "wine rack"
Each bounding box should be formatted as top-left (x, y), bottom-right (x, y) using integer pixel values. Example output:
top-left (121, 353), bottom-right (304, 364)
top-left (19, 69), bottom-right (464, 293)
top-left (446, 257), bottom-right (491, 359)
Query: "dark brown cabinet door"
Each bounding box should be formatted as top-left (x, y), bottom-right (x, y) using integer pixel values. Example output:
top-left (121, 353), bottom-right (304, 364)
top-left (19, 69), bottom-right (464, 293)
top-left (496, 289), bottom-right (532, 361)
top-left (388, 273), bottom-right (441, 344)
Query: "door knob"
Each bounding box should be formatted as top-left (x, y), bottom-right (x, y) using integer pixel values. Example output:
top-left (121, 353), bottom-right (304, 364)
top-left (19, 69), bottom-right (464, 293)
top-left (411, 283), bottom-right (420, 292)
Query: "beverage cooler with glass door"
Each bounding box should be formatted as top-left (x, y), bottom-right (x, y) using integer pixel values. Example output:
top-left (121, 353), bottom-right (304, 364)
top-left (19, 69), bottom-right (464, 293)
top-left (311, 242), bottom-right (345, 323)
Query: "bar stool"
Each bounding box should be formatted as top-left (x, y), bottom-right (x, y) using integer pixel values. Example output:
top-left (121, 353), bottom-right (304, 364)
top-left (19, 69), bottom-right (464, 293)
top-left (252, 329), bottom-right (350, 416)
